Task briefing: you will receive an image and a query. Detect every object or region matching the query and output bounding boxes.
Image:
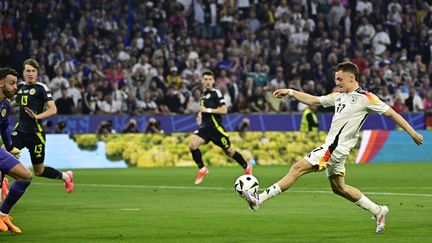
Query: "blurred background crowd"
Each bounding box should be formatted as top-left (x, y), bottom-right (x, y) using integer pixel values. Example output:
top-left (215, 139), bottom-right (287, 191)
top-left (1, 0), bottom-right (432, 115)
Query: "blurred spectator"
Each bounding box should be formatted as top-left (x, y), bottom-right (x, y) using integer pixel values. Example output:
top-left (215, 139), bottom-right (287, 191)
top-left (235, 117), bottom-right (250, 138)
top-left (67, 76), bottom-right (83, 112)
top-left (423, 90), bottom-right (432, 112)
top-left (53, 121), bottom-right (67, 134)
top-left (392, 95), bottom-right (408, 113)
top-left (372, 24), bottom-right (391, 58)
top-left (185, 89), bottom-right (201, 114)
top-left (138, 91), bottom-right (159, 114)
top-left (270, 66), bottom-right (287, 89)
top-left (300, 105), bottom-right (319, 132)
top-left (248, 86), bottom-right (269, 113)
top-left (124, 92), bottom-right (140, 116)
top-left (356, 0), bottom-right (373, 16)
top-left (378, 86), bottom-right (394, 107)
top-left (1, 0), bottom-right (432, 119)
top-left (98, 93), bottom-right (122, 115)
top-left (81, 83), bottom-right (99, 115)
top-left (55, 88), bottom-right (76, 115)
top-left (97, 120), bottom-right (115, 135)
top-left (232, 93), bottom-right (250, 113)
top-left (144, 117), bottom-right (162, 134)
top-left (50, 67), bottom-right (70, 101)
top-left (166, 66), bottom-right (182, 89)
top-left (356, 17), bottom-right (375, 49)
top-left (405, 87), bottom-right (424, 112)
top-left (122, 119), bottom-right (140, 133)
top-left (161, 86), bottom-right (184, 114)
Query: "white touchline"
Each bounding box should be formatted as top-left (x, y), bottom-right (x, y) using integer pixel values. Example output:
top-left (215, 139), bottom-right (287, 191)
top-left (31, 183), bottom-right (432, 197)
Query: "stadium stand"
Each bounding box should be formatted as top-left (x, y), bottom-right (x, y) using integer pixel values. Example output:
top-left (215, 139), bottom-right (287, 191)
top-left (1, 0), bottom-right (431, 116)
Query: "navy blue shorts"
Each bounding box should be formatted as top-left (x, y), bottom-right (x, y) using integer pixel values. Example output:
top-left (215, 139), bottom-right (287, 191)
top-left (12, 131), bottom-right (45, 164)
top-left (0, 148), bottom-right (20, 173)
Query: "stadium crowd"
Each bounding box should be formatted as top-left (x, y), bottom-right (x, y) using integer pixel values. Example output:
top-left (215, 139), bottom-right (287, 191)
top-left (1, 0), bottom-right (432, 115)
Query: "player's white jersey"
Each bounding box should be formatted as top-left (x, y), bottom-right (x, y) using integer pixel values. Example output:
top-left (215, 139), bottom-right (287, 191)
top-left (318, 87), bottom-right (390, 155)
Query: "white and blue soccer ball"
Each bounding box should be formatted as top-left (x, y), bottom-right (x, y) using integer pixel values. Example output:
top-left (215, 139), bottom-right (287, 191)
top-left (234, 174), bottom-right (259, 196)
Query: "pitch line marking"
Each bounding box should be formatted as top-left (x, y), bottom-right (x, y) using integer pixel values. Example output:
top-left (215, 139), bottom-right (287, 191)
top-left (32, 182), bottom-right (432, 197)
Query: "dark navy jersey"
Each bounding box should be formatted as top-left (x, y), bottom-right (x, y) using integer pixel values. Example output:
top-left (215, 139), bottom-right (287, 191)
top-left (200, 88), bottom-right (225, 128)
top-left (15, 82), bottom-right (53, 132)
top-left (0, 98), bottom-right (13, 149)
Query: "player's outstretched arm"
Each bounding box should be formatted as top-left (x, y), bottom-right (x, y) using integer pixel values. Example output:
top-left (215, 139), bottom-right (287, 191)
top-left (383, 108), bottom-right (423, 145)
top-left (273, 88), bottom-right (321, 106)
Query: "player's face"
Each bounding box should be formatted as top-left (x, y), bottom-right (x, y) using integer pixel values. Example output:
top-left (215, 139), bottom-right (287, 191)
top-left (23, 64), bottom-right (38, 84)
top-left (1, 74), bottom-right (18, 99)
top-left (334, 70), bottom-right (356, 93)
top-left (201, 74), bottom-right (215, 90)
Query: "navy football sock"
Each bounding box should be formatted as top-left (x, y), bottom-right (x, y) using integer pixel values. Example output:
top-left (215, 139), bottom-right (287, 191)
top-left (40, 166), bottom-right (63, 179)
top-left (190, 149), bottom-right (205, 169)
top-left (0, 180), bottom-right (31, 214)
top-left (232, 151), bottom-right (248, 169)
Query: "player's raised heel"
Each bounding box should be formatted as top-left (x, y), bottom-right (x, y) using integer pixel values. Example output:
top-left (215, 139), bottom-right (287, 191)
top-left (64, 171), bottom-right (74, 193)
top-left (375, 205), bottom-right (389, 234)
top-left (194, 167), bottom-right (209, 185)
top-left (245, 163), bottom-right (253, 175)
top-left (0, 215), bottom-right (21, 233)
top-left (242, 191), bottom-right (260, 211)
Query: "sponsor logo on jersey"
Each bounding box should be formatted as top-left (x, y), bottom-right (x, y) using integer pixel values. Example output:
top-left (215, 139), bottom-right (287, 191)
top-left (205, 93), bottom-right (211, 99)
top-left (29, 88), bottom-right (36, 95)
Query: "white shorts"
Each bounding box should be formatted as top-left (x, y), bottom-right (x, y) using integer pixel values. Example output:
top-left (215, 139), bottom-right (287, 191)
top-left (304, 145), bottom-right (348, 177)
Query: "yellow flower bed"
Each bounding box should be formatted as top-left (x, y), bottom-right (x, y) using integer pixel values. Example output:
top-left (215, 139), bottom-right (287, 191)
top-left (73, 132), bottom-right (360, 167)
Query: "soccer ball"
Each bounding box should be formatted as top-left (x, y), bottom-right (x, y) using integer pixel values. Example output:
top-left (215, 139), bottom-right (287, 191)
top-left (234, 174), bottom-right (259, 196)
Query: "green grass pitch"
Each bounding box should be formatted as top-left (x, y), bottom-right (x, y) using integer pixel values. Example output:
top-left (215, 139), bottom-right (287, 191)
top-left (1, 163), bottom-right (431, 242)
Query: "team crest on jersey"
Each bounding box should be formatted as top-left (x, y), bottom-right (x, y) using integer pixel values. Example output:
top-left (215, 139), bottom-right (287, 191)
top-left (1, 109), bottom-right (6, 117)
top-left (350, 96), bottom-right (358, 104)
top-left (29, 88), bottom-right (36, 95)
top-left (205, 93), bottom-right (211, 99)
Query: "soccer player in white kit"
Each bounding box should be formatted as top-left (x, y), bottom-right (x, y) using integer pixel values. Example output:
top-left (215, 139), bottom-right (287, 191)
top-left (242, 62), bottom-right (424, 234)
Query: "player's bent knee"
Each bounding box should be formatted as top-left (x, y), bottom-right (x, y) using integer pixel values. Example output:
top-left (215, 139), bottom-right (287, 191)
top-left (23, 171), bottom-right (33, 181)
top-left (188, 142), bottom-right (198, 150)
top-left (290, 162), bottom-right (306, 176)
top-left (223, 149), bottom-right (234, 157)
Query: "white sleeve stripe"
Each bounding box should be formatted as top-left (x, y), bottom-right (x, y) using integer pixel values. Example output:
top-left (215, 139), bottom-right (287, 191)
top-left (37, 82), bottom-right (51, 92)
top-left (214, 89), bottom-right (223, 98)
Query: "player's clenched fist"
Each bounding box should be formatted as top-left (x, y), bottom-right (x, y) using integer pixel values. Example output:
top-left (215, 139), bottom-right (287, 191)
top-left (9, 147), bottom-right (21, 159)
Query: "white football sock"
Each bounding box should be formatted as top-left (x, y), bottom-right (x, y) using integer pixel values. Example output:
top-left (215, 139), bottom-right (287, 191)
top-left (258, 183), bottom-right (282, 204)
top-left (61, 172), bottom-right (68, 180)
top-left (199, 167), bottom-right (207, 172)
top-left (354, 194), bottom-right (381, 215)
